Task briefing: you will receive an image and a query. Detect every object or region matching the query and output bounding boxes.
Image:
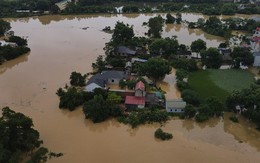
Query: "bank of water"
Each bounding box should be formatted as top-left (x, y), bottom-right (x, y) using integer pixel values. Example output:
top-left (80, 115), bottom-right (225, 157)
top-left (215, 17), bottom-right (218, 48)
top-left (0, 13), bottom-right (260, 163)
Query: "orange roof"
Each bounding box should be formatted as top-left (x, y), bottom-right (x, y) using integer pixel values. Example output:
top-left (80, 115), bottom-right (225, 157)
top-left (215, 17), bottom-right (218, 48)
top-left (125, 96), bottom-right (145, 105)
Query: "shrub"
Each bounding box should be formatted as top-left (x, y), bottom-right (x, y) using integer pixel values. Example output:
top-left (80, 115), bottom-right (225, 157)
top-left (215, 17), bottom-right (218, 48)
top-left (229, 115), bottom-right (239, 123)
top-left (154, 128), bottom-right (173, 141)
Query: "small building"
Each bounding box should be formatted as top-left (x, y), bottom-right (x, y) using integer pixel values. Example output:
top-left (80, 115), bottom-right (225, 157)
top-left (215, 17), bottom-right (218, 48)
top-left (125, 80), bottom-right (146, 110)
top-left (131, 58), bottom-right (147, 63)
top-left (0, 40), bottom-right (17, 47)
top-left (253, 52), bottom-right (260, 67)
top-left (115, 46), bottom-right (136, 56)
top-left (166, 99), bottom-right (186, 113)
top-left (85, 70), bottom-right (126, 92)
top-left (125, 96), bottom-right (145, 109)
top-left (85, 74), bottom-right (106, 92)
top-left (135, 81), bottom-right (146, 97)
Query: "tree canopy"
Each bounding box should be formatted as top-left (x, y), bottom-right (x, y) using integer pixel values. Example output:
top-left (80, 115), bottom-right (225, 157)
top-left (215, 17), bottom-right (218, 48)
top-left (191, 39), bottom-right (206, 53)
top-left (201, 48), bottom-right (223, 69)
top-left (8, 36), bottom-right (28, 46)
top-left (138, 58), bottom-right (171, 82)
top-left (149, 37), bottom-right (179, 58)
top-left (230, 47), bottom-right (254, 68)
top-left (147, 16), bottom-right (164, 38)
top-left (70, 71), bottom-right (86, 87)
top-left (83, 95), bottom-right (122, 123)
top-left (0, 19), bottom-right (11, 35)
top-left (0, 107), bottom-right (62, 163)
top-left (112, 22), bottom-right (134, 45)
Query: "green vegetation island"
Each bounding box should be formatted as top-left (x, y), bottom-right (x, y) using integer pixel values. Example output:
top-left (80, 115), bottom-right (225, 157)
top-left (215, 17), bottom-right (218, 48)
top-left (0, 19), bottom-right (30, 64)
top-left (0, 107), bottom-right (63, 163)
top-left (56, 14), bottom-right (260, 133)
top-left (1, 0), bottom-right (260, 18)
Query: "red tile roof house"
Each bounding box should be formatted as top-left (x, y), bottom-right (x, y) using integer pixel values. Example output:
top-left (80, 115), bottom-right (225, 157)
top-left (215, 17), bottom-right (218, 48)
top-left (125, 81), bottom-right (146, 110)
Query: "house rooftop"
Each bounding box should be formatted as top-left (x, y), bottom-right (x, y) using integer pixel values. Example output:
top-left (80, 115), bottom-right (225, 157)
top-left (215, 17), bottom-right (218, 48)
top-left (166, 99), bottom-right (186, 109)
top-left (125, 96), bottom-right (145, 105)
top-left (116, 46), bottom-right (136, 55)
top-left (135, 81), bottom-right (145, 91)
top-left (86, 70), bottom-right (125, 87)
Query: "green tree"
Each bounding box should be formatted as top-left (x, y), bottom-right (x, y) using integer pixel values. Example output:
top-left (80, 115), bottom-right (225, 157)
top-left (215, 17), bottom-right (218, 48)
top-left (107, 92), bottom-right (122, 104)
top-left (147, 16), bottom-right (164, 38)
top-left (166, 13), bottom-right (176, 24)
top-left (191, 39), bottom-right (206, 53)
top-left (83, 95), bottom-right (110, 123)
top-left (176, 12), bottom-right (182, 24)
top-left (184, 104), bottom-right (197, 118)
top-left (175, 69), bottom-right (189, 81)
top-left (149, 37), bottom-right (179, 58)
top-left (138, 58), bottom-right (171, 83)
top-left (36, 0), bottom-right (51, 11)
top-left (0, 19), bottom-right (11, 35)
top-left (8, 36), bottom-right (28, 46)
top-left (201, 48), bottom-right (223, 69)
top-left (70, 71), bottom-right (86, 87)
top-left (181, 89), bottom-right (200, 106)
top-left (230, 47), bottom-right (254, 68)
top-left (154, 128), bottom-right (173, 141)
top-left (56, 87), bottom-right (91, 111)
top-left (83, 95), bottom-right (122, 123)
top-left (205, 96), bottom-right (224, 116)
top-left (112, 22), bottom-right (134, 45)
top-left (92, 55), bottom-right (106, 73)
top-left (0, 107), bottom-right (62, 163)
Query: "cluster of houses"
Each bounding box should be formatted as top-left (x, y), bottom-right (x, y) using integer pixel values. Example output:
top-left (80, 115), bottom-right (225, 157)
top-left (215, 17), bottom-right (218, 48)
top-left (84, 45), bottom-right (186, 113)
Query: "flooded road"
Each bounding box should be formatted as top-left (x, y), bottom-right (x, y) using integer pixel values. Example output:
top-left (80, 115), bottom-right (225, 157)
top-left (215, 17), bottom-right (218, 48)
top-left (1, 13), bottom-right (260, 163)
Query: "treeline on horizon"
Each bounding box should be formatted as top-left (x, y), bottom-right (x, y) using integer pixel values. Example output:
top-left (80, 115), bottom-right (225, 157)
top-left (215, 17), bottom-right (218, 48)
top-left (0, 0), bottom-right (258, 17)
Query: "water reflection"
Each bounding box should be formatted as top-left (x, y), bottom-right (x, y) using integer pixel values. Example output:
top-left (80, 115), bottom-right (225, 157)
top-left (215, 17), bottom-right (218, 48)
top-left (223, 113), bottom-right (260, 151)
top-left (0, 53), bottom-right (29, 75)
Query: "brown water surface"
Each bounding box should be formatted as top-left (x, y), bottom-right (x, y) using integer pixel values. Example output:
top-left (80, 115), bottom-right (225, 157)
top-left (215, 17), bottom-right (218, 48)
top-left (1, 13), bottom-right (260, 163)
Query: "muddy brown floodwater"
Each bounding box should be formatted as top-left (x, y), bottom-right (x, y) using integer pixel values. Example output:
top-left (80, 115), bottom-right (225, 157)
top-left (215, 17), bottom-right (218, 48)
top-left (1, 13), bottom-right (260, 163)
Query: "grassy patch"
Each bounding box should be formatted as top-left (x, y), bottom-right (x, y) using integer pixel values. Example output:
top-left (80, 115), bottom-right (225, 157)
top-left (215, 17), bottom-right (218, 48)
top-left (188, 69), bottom-right (254, 102)
top-left (208, 69), bottom-right (254, 93)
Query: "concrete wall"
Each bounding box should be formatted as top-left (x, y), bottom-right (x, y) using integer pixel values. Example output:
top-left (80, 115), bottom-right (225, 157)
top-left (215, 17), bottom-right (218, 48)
top-left (254, 56), bottom-right (260, 67)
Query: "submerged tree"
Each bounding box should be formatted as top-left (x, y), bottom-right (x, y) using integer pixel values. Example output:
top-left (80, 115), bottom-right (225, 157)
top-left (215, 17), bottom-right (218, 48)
top-left (112, 21), bottom-right (134, 45)
top-left (201, 48), bottom-right (223, 69)
top-left (231, 47), bottom-right (254, 68)
top-left (70, 71), bottom-right (87, 87)
top-left (147, 16), bottom-right (164, 38)
top-left (138, 58), bottom-right (171, 83)
top-left (0, 107), bottom-right (62, 163)
top-left (0, 19), bottom-right (11, 35)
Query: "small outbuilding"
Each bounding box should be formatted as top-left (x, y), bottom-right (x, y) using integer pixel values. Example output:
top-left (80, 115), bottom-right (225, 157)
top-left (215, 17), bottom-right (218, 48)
top-left (166, 99), bottom-right (186, 113)
top-left (115, 46), bottom-right (136, 56)
top-left (253, 52), bottom-right (260, 67)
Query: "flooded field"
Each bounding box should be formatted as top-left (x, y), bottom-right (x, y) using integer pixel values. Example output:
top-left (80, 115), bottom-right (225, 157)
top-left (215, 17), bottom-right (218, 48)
top-left (1, 13), bottom-right (260, 163)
